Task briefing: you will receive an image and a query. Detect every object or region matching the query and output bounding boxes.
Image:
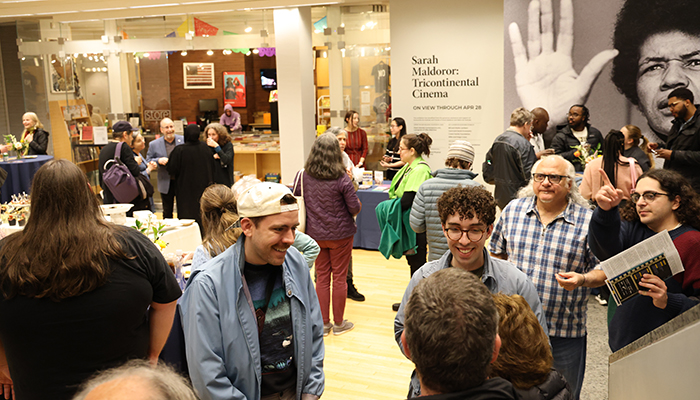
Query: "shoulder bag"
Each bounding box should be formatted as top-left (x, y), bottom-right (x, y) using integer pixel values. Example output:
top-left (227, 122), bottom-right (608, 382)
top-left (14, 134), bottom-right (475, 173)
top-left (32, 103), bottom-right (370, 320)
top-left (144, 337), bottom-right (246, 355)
top-left (103, 142), bottom-right (139, 203)
top-left (292, 169), bottom-right (307, 233)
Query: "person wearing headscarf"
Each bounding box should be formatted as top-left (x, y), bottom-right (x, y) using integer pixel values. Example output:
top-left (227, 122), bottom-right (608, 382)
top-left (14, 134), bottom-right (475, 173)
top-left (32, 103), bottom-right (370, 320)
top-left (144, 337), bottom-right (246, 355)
top-left (166, 124), bottom-right (214, 233)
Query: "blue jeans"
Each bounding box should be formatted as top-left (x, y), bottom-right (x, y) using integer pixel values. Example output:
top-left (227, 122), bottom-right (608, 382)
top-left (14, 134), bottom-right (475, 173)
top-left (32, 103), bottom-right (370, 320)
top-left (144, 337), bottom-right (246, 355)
top-left (550, 335), bottom-right (586, 400)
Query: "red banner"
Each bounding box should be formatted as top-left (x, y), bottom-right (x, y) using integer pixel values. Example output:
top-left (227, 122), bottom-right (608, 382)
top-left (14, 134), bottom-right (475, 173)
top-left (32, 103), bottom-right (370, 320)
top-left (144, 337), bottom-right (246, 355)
top-left (194, 18), bottom-right (219, 36)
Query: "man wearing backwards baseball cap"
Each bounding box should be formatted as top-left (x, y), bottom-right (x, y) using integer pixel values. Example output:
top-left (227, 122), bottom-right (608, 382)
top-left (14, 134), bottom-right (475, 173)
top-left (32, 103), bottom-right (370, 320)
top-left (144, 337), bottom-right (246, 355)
top-left (180, 182), bottom-right (325, 400)
top-left (97, 120), bottom-right (149, 213)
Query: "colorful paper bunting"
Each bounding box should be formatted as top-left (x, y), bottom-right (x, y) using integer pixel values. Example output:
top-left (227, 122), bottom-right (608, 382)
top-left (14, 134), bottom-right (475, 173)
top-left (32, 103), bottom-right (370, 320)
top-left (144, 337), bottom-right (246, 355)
top-left (258, 47), bottom-right (276, 57)
top-left (194, 18), bottom-right (218, 36)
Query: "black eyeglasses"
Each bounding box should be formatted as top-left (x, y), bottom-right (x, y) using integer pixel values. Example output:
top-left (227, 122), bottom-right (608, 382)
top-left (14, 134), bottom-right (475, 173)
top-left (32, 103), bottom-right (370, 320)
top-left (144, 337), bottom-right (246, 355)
top-left (630, 191), bottom-right (671, 203)
top-left (444, 227), bottom-right (486, 242)
top-left (533, 173), bottom-right (568, 184)
top-left (668, 100), bottom-right (682, 109)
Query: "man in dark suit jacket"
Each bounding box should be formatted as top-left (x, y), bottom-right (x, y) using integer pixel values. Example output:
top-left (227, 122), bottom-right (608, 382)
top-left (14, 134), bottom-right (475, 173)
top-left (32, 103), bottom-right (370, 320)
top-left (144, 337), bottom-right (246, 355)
top-left (146, 118), bottom-right (184, 219)
top-left (99, 121), bottom-right (149, 214)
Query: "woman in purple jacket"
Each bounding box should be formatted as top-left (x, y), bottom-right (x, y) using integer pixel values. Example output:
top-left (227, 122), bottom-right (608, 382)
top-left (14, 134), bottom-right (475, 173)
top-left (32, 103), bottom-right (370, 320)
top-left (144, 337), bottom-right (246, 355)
top-left (293, 133), bottom-right (361, 337)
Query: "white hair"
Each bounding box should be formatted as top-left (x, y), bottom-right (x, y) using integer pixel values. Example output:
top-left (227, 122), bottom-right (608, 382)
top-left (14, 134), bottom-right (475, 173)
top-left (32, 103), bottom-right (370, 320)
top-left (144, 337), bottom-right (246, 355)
top-left (517, 155), bottom-right (591, 208)
top-left (72, 360), bottom-right (198, 400)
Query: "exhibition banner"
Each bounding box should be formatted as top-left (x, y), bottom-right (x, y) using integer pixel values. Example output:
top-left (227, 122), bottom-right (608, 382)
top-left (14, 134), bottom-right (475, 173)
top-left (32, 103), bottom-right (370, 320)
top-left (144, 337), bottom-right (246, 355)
top-left (390, 0), bottom-right (504, 176)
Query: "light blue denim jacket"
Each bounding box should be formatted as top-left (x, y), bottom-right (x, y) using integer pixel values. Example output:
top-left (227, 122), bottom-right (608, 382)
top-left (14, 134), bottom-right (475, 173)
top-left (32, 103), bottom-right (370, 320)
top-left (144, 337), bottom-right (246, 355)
top-left (180, 236), bottom-right (325, 400)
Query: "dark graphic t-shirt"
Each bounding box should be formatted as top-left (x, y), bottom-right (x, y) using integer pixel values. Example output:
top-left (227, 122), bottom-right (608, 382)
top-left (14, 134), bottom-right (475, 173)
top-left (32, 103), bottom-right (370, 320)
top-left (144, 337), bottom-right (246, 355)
top-left (244, 262), bottom-right (296, 395)
top-left (371, 62), bottom-right (391, 92)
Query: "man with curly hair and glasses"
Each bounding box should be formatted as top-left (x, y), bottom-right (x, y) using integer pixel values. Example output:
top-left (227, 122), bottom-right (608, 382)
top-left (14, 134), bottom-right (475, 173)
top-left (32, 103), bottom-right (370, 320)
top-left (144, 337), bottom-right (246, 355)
top-left (394, 185), bottom-right (546, 398)
top-left (490, 155), bottom-right (600, 400)
top-left (578, 169), bottom-right (700, 353)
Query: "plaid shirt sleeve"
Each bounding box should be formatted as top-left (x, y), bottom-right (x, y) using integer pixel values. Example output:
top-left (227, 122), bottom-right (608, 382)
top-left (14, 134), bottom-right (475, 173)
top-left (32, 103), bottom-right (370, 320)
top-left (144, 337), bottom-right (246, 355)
top-left (489, 213), bottom-right (508, 255)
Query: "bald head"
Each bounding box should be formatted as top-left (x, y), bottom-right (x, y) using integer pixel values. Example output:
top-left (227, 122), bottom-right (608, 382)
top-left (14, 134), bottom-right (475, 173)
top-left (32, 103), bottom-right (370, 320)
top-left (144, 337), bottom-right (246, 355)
top-left (160, 118), bottom-right (175, 142)
top-left (530, 108), bottom-right (550, 135)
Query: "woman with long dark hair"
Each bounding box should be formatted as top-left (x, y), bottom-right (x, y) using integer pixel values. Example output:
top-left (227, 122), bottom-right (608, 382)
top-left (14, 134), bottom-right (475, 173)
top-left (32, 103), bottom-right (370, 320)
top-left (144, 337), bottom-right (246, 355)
top-left (0, 159), bottom-right (181, 400)
top-left (293, 133), bottom-right (361, 336)
top-left (380, 117), bottom-right (408, 180)
top-left (204, 122), bottom-right (234, 187)
top-left (580, 130), bottom-right (642, 203)
top-left (343, 110), bottom-right (368, 168)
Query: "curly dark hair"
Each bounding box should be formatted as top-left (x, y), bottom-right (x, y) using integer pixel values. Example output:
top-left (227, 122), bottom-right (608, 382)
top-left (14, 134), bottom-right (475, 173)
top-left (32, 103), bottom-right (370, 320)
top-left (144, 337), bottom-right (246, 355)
top-left (620, 169), bottom-right (700, 229)
top-left (402, 133), bottom-right (433, 157)
top-left (445, 157), bottom-right (471, 169)
top-left (611, 0), bottom-right (700, 106)
top-left (438, 186), bottom-right (496, 226)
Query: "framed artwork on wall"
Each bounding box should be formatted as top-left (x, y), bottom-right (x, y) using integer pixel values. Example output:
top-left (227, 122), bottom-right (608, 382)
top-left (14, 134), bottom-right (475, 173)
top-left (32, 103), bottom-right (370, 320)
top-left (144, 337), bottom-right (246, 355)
top-left (223, 72), bottom-right (246, 107)
top-left (183, 62), bottom-right (215, 89)
top-left (48, 55), bottom-right (76, 94)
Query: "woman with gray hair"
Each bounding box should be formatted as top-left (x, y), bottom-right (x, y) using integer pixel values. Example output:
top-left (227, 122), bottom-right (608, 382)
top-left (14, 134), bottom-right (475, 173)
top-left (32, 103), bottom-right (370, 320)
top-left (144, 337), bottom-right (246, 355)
top-left (326, 126), bottom-right (355, 174)
top-left (204, 122), bottom-right (234, 187)
top-left (293, 133), bottom-right (361, 336)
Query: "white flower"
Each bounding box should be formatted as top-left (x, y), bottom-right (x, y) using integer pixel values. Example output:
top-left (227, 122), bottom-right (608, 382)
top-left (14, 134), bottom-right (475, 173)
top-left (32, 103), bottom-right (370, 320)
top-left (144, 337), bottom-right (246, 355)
top-left (14, 143), bottom-right (22, 150)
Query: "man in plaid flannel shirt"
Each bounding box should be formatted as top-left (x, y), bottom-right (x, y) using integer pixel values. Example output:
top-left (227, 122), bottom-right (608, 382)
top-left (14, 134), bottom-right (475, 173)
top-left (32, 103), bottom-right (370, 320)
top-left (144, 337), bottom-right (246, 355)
top-left (489, 155), bottom-right (600, 400)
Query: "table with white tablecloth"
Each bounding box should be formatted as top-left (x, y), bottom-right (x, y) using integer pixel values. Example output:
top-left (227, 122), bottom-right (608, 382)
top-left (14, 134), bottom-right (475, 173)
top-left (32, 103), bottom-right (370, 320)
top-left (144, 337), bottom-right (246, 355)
top-left (0, 218), bottom-right (202, 254)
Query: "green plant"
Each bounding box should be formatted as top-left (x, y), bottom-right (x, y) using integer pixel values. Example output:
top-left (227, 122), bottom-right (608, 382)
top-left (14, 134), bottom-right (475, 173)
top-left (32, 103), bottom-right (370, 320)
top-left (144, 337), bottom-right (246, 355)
top-left (132, 220), bottom-right (168, 248)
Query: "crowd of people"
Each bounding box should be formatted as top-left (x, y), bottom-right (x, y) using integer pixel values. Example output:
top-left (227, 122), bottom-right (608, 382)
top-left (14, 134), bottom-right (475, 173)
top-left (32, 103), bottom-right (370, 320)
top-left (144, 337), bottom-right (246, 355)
top-left (1, 90), bottom-right (699, 400)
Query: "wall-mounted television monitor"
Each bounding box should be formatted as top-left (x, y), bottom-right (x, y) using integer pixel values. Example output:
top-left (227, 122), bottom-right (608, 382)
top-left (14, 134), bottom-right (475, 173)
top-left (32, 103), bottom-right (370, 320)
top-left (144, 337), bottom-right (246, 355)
top-left (199, 99), bottom-right (218, 113)
top-left (261, 69), bottom-right (277, 90)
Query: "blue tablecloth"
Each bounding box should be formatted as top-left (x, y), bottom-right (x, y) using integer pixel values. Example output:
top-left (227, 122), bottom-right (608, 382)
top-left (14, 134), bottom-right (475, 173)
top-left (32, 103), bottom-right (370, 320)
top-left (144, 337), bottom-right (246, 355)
top-left (0, 155), bottom-right (53, 203)
top-left (353, 185), bottom-right (390, 250)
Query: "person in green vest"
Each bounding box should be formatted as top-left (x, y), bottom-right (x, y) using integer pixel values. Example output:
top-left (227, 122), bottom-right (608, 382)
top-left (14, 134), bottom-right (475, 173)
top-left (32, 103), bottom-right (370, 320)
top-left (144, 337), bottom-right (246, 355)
top-left (378, 132), bottom-right (433, 311)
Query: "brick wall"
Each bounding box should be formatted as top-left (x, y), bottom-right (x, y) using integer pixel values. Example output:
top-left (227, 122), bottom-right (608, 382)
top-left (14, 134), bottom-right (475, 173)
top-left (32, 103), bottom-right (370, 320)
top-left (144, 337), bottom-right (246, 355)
top-left (167, 50), bottom-right (276, 126)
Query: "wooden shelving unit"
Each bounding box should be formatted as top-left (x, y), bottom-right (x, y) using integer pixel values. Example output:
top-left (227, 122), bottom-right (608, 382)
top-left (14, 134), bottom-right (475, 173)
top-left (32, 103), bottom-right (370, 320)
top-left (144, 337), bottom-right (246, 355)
top-left (48, 99), bottom-right (97, 174)
top-left (233, 149), bottom-right (280, 180)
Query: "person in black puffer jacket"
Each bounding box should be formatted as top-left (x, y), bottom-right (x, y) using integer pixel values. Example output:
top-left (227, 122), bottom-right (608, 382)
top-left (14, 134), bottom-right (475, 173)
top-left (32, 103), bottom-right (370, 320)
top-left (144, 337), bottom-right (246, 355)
top-left (491, 294), bottom-right (572, 400)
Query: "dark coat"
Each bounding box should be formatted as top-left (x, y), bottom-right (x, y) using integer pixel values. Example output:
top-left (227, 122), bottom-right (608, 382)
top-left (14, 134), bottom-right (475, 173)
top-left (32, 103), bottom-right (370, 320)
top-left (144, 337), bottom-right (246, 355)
top-left (166, 141), bottom-right (214, 231)
top-left (417, 377), bottom-right (519, 400)
top-left (663, 107), bottom-right (700, 193)
top-left (551, 124), bottom-right (604, 172)
top-left (484, 130), bottom-right (536, 210)
top-left (211, 141), bottom-right (234, 187)
top-left (27, 128), bottom-right (49, 155)
top-left (515, 369), bottom-right (572, 400)
top-left (622, 146), bottom-right (651, 172)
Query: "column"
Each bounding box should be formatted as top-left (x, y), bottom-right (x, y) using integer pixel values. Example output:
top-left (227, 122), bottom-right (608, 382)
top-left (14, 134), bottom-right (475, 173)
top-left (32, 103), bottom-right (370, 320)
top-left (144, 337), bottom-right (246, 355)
top-left (104, 20), bottom-right (124, 114)
top-left (326, 6), bottom-right (344, 127)
top-left (273, 7), bottom-right (315, 184)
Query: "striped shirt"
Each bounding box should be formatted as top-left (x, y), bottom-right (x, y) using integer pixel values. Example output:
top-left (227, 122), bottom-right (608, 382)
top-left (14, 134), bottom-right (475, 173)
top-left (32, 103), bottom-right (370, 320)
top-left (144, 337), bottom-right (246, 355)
top-left (489, 196), bottom-right (599, 338)
top-left (345, 128), bottom-right (368, 165)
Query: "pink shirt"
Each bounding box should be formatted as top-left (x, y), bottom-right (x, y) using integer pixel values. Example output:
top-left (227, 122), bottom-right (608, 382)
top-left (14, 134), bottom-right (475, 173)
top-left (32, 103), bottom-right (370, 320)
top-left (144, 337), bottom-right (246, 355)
top-left (580, 156), bottom-right (643, 201)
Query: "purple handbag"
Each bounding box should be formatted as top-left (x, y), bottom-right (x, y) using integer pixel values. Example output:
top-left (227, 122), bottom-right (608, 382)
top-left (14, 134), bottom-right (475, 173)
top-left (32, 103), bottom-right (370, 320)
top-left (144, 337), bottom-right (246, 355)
top-left (102, 142), bottom-right (139, 203)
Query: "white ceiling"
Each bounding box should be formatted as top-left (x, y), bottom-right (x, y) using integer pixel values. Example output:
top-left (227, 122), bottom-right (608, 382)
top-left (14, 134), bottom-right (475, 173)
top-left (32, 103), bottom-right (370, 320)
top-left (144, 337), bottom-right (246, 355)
top-left (0, 0), bottom-right (387, 27)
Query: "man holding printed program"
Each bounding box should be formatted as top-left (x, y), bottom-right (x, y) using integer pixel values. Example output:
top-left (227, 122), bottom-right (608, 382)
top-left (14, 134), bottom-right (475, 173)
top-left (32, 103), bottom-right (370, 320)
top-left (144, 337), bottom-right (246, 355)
top-left (561, 168), bottom-right (700, 352)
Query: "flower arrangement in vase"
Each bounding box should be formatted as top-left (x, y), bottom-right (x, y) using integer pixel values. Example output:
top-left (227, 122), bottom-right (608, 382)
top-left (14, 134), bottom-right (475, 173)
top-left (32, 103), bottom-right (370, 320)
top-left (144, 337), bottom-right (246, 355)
top-left (3, 135), bottom-right (28, 159)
